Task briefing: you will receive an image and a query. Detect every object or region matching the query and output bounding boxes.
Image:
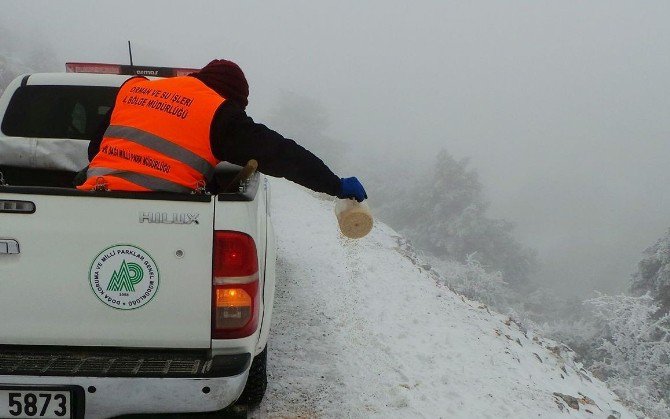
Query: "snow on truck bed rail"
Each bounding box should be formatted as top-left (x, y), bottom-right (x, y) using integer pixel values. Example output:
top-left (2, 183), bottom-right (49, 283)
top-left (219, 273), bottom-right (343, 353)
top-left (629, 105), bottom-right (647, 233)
top-left (256, 178), bottom-right (633, 419)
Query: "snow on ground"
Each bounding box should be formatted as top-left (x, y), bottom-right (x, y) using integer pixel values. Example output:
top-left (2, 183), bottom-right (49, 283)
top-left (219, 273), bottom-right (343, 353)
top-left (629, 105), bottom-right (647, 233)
top-left (251, 178), bottom-right (634, 419)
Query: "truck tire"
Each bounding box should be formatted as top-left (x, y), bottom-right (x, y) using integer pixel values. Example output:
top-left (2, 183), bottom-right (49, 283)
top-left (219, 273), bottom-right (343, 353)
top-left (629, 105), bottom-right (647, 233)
top-left (235, 347), bottom-right (267, 407)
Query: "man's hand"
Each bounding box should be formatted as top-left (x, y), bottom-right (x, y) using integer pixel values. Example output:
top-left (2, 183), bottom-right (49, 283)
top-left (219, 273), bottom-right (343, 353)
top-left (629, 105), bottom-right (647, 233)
top-left (338, 177), bottom-right (367, 202)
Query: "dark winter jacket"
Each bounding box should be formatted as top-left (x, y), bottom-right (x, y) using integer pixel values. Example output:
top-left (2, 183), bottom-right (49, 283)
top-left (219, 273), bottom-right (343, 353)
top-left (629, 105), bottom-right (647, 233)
top-left (87, 98), bottom-right (342, 196)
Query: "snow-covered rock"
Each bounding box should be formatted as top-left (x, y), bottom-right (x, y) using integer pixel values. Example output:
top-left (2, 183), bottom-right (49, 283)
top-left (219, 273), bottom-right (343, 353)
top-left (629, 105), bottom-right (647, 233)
top-left (254, 178), bottom-right (634, 418)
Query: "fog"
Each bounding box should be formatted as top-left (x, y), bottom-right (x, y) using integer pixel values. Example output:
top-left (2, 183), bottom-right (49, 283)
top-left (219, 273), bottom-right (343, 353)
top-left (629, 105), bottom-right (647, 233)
top-left (3, 0), bottom-right (670, 296)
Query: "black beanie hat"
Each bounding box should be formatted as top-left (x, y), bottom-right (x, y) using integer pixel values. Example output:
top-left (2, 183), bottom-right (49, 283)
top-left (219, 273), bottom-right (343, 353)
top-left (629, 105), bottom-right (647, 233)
top-left (191, 59), bottom-right (249, 109)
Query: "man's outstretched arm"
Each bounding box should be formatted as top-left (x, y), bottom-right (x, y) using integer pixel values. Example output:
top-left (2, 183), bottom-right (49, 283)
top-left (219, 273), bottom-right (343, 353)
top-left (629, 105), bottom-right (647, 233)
top-left (211, 102), bottom-right (365, 200)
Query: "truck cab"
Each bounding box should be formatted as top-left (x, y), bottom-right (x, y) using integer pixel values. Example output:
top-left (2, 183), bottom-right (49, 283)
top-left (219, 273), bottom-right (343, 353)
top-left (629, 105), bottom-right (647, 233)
top-left (0, 66), bottom-right (276, 418)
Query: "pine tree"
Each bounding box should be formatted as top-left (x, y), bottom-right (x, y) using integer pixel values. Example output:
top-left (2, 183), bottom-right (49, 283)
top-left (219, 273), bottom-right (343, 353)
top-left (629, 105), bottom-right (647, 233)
top-left (379, 149), bottom-right (536, 288)
top-left (631, 229), bottom-right (670, 314)
top-left (588, 294), bottom-right (670, 417)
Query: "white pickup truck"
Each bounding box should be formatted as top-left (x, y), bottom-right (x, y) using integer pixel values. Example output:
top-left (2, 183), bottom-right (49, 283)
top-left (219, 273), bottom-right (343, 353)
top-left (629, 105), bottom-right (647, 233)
top-left (0, 65), bottom-right (277, 418)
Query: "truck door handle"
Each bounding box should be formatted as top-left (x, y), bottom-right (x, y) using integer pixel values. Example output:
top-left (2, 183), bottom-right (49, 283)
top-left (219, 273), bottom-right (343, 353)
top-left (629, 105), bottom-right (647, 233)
top-left (0, 239), bottom-right (20, 255)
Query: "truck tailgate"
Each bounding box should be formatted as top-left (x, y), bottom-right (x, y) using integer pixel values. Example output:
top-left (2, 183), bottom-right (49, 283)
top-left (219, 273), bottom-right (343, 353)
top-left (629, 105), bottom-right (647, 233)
top-left (0, 191), bottom-right (214, 348)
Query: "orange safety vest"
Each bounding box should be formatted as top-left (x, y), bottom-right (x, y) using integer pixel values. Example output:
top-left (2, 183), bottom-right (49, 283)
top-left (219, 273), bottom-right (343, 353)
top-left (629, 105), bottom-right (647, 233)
top-left (78, 76), bottom-right (225, 193)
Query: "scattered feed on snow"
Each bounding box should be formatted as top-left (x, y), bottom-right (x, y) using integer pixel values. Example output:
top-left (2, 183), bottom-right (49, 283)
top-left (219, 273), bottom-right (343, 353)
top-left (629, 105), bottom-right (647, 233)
top-left (251, 179), bottom-right (634, 419)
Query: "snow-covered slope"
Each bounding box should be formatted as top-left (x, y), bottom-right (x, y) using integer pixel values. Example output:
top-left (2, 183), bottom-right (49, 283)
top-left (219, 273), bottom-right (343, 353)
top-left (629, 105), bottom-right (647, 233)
top-left (255, 179), bottom-right (633, 418)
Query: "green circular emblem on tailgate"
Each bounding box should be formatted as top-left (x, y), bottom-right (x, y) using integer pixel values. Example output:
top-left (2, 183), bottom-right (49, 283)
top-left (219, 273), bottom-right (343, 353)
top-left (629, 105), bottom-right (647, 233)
top-left (89, 244), bottom-right (160, 310)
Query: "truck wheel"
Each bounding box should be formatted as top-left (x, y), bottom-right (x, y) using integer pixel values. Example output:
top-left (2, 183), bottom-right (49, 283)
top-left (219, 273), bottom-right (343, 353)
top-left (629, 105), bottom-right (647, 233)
top-left (236, 346), bottom-right (267, 407)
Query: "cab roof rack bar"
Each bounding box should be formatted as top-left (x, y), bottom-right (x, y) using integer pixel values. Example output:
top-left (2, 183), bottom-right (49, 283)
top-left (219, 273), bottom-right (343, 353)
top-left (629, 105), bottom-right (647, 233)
top-left (65, 62), bottom-right (198, 77)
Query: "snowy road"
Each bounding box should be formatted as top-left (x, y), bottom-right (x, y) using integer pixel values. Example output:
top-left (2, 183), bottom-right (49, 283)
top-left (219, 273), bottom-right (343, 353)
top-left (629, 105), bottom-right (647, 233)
top-left (251, 179), bottom-right (633, 419)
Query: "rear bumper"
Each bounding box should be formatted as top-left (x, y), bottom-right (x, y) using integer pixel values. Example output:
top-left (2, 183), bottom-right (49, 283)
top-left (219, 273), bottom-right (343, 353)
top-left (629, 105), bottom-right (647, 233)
top-left (0, 345), bottom-right (251, 378)
top-left (0, 345), bottom-right (254, 417)
top-left (0, 372), bottom-right (249, 419)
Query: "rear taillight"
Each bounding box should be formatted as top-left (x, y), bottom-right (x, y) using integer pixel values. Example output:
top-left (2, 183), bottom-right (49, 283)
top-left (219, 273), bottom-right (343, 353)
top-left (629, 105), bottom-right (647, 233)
top-left (212, 231), bottom-right (260, 339)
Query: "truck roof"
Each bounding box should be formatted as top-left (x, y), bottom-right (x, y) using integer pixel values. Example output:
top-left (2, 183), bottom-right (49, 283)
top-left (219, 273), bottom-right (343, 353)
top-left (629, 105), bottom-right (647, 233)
top-left (20, 72), bottom-right (134, 87)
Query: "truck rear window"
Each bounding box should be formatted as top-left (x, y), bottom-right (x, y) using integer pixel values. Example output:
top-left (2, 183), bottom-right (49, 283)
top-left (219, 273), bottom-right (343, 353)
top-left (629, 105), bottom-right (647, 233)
top-left (1, 85), bottom-right (118, 140)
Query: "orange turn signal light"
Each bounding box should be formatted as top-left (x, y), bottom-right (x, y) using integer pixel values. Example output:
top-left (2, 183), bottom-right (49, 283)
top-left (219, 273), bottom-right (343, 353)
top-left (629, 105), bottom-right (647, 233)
top-left (216, 288), bottom-right (252, 308)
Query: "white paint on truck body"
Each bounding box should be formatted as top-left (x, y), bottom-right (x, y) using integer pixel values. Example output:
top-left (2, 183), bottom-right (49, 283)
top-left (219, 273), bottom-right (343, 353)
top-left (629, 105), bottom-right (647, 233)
top-left (0, 72), bottom-right (278, 417)
top-left (0, 192), bottom-right (216, 348)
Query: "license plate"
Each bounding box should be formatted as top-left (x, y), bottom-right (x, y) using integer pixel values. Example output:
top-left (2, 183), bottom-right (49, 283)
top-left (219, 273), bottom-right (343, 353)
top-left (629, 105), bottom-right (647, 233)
top-left (0, 389), bottom-right (72, 419)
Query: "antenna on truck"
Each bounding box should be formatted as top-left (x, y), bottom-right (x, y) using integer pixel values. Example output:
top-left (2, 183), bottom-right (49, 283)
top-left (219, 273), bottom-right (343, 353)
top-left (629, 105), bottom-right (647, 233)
top-left (128, 41), bottom-right (134, 68)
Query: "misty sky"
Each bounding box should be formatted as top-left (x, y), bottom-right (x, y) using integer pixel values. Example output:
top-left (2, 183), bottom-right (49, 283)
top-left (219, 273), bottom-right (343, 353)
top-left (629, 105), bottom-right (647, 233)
top-left (3, 0), bottom-right (670, 296)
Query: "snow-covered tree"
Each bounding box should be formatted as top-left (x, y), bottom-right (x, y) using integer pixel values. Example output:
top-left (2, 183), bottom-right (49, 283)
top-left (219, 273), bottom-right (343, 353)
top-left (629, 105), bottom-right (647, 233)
top-left (0, 24), bottom-right (58, 95)
top-left (435, 255), bottom-right (512, 309)
top-left (631, 229), bottom-right (670, 314)
top-left (0, 52), bottom-right (24, 96)
top-left (587, 294), bottom-right (670, 418)
top-left (377, 149), bottom-right (537, 289)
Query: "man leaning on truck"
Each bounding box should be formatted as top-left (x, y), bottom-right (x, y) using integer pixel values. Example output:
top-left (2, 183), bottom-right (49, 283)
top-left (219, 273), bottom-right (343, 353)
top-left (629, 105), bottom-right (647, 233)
top-left (76, 59), bottom-right (367, 202)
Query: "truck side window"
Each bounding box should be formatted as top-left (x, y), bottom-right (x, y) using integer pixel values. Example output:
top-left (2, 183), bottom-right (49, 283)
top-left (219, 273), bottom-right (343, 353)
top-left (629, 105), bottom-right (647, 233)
top-left (1, 85), bottom-right (118, 140)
